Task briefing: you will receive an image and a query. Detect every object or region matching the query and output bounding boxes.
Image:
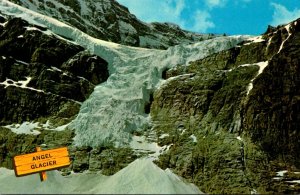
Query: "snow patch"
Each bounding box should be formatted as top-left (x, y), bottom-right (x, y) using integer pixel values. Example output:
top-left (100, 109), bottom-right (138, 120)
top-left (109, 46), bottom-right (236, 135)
top-left (237, 136), bottom-right (243, 142)
top-left (180, 129), bottom-right (186, 135)
top-left (25, 26), bottom-right (52, 36)
top-left (286, 180), bottom-right (300, 184)
top-left (39, 120), bottom-right (70, 131)
top-left (246, 61), bottom-right (269, 95)
top-left (159, 73), bottom-right (195, 88)
top-left (4, 122), bottom-right (41, 135)
top-left (0, 77), bottom-right (44, 93)
top-left (272, 177), bottom-right (282, 180)
top-left (53, 123), bottom-right (69, 131)
top-left (51, 66), bottom-right (62, 72)
top-left (130, 135), bottom-right (173, 160)
top-left (278, 24), bottom-right (292, 54)
top-left (15, 59), bottom-right (29, 65)
top-left (25, 26), bottom-right (41, 31)
top-left (276, 170), bottom-right (288, 177)
top-left (257, 61), bottom-right (269, 75)
top-left (190, 134), bottom-right (197, 143)
top-left (247, 83), bottom-right (254, 95)
top-left (0, 77), bottom-right (31, 88)
top-left (3, 120), bottom-right (70, 135)
top-left (266, 35), bottom-right (273, 50)
top-left (159, 133), bottom-right (169, 139)
top-left (244, 36), bottom-right (265, 45)
top-left (273, 170), bottom-right (300, 183)
top-left (42, 120), bottom-right (51, 128)
top-left (0, 21), bottom-right (8, 26)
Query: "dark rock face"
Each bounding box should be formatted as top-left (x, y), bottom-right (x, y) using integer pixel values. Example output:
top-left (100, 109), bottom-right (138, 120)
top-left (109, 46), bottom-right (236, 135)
top-left (70, 146), bottom-right (137, 175)
top-left (152, 57), bottom-right (261, 193)
top-left (243, 19), bottom-right (300, 163)
top-left (152, 18), bottom-right (300, 193)
top-left (8, 0), bottom-right (215, 49)
top-left (61, 51), bottom-right (109, 85)
top-left (0, 17), bottom-right (109, 124)
top-left (0, 18), bottom-right (82, 65)
top-left (0, 86), bottom-right (80, 125)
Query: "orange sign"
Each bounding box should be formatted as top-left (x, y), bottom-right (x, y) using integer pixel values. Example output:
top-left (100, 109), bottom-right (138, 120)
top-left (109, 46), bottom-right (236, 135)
top-left (13, 147), bottom-right (70, 177)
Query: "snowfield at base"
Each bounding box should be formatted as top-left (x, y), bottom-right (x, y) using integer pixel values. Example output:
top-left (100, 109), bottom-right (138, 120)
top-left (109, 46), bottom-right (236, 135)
top-left (0, 159), bottom-right (202, 194)
top-left (0, 0), bottom-right (250, 147)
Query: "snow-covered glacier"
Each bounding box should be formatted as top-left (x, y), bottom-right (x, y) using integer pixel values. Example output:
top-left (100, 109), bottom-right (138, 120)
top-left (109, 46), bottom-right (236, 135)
top-left (72, 36), bottom-right (250, 147)
top-left (0, 0), bottom-right (250, 147)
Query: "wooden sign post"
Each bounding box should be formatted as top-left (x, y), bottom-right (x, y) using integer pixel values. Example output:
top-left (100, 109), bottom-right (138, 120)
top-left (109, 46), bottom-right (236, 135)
top-left (13, 147), bottom-right (70, 181)
top-left (36, 147), bottom-right (47, 181)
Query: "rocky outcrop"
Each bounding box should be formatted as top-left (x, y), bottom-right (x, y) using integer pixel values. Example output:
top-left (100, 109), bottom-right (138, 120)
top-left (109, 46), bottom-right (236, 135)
top-left (70, 146), bottom-right (137, 175)
top-left (61, 51), bottom-right (109, 85)
top-left (7, 0), bottom-right (216, 49)
top-left (0, 17), bottom-right (109, 124)
top-left (0, 85), bottom-right (80, 125)
top-left (151, 19), bottom-right (300, 193)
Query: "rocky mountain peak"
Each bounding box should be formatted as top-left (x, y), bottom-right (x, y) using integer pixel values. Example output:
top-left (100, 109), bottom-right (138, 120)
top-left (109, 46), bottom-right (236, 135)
top-left (264, 18), bottom-right (300, 35)
top-left (7, 0), bottom-right (213, 49)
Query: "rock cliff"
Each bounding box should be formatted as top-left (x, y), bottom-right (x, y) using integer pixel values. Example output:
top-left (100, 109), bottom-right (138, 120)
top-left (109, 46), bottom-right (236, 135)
top-left (151, 19), bottom-right (300, 193)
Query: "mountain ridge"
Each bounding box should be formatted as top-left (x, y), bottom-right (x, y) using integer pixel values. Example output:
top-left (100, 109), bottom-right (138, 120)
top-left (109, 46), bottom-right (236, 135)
top-left (7, 0), bottom-right (215, 49)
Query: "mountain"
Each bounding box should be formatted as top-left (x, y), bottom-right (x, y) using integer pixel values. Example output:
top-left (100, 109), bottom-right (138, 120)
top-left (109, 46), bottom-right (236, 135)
top-left (1, 0), bottom-right (300, 194)
top-left (7, 0), bottom-right (214, 49)
top-left (153, 19), bottom-right (300, 193)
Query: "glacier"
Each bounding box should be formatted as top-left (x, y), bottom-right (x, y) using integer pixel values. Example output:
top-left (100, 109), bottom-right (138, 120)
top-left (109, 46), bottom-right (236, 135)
top-left (0, 0), bottom-right (250, 147)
